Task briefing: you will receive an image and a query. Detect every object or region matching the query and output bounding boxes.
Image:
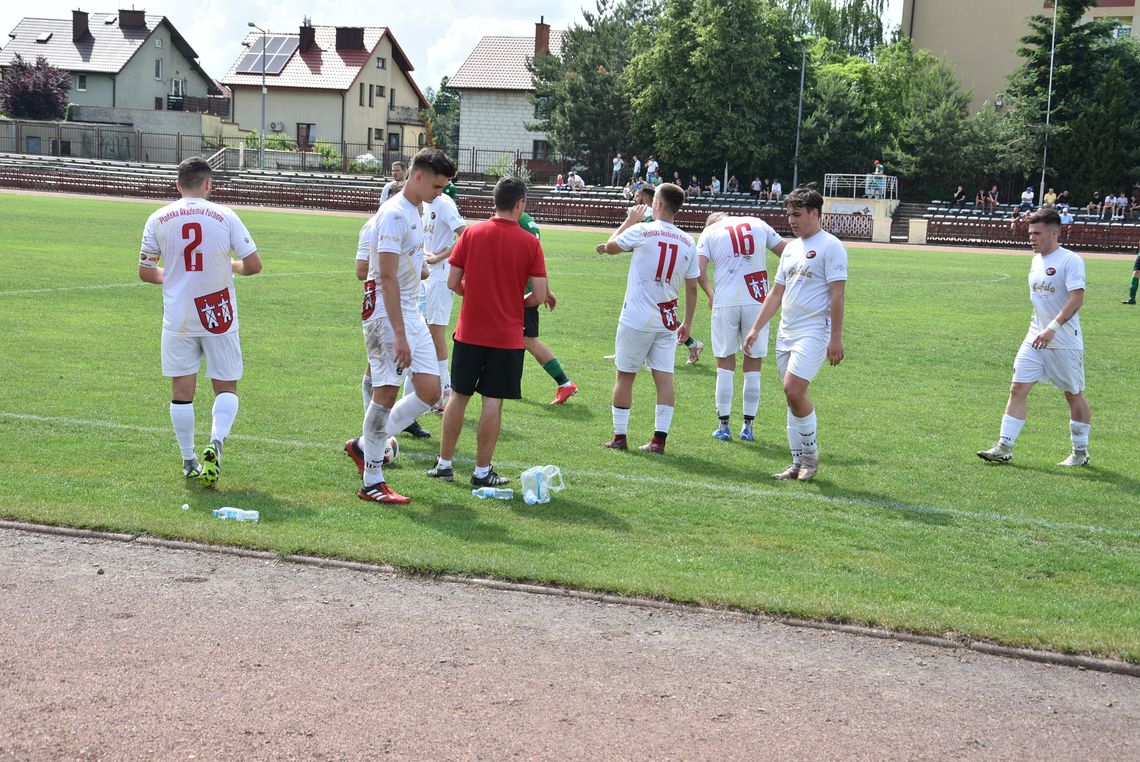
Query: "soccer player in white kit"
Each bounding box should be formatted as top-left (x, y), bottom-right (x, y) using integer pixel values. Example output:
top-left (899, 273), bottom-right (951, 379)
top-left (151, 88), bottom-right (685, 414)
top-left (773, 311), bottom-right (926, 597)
top-left (977, 208), bottom-right (1091, 466)
top-left (744, 187), bottom-right (846, 481)
top-left (421, 182), bottom-right (467, 411)
top-left (596, 183), bottom-right (699, 454)
top-left (697, 212), bottom-right (787, 442)
top-left (138, 156), bottom-right (262, 486)
top-left (378, 161), bottom-right (406, 205)
top-left (357, 148), bottom-right (455, 504)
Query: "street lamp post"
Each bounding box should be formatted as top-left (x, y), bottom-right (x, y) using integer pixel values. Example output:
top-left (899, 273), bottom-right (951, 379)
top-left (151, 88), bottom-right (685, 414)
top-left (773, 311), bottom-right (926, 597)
top-left (248, 22), bottom-right (267, 170)
top-left (792, 43), bottom-right (806, 192)
top-left (1039, 2), bottom-right (1058, 204)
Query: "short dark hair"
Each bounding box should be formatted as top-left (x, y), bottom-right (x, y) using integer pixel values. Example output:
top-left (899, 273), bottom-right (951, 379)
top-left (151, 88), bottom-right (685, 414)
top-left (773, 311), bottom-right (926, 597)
top-left (785, 185), bottom-right (824, 213)
top-left (1027, 208), bottom-right (1062, 227)
top-left (410, 147), bottom-right (457, 179)
top-left (636, 186), bottom-right (655, 205)
top-left (655, 183), bottom-right (685, 214)
top-left (493, 176), bottom-right (528, 210)
top-left (177, 156), bottom-right (212, 190)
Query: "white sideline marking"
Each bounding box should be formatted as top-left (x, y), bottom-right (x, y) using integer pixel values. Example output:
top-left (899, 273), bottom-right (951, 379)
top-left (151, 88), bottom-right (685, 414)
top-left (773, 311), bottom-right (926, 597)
top-left (0, 270), bottom-right (346, 297)
top-left (3, 410), bottom-right (1137, 541)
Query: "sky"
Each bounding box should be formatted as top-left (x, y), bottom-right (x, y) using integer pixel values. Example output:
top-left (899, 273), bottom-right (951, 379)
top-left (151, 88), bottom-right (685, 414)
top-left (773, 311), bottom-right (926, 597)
top-left (1, 1), bottom-right (904, 97)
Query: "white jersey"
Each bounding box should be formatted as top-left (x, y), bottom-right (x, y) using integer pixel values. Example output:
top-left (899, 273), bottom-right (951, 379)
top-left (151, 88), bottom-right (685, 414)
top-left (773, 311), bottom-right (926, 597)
top-left (614, 220), bottom-right (698, 333)
top-left (356, 215), bottom-right (374, 264)
top-left (422, 195), bottom-right (465, 282)
top-left (140, 197), bottom-right (257, 337)
top-left (697, 216), bottom-right (782, 307)
top-left (363, 194), bottom-right (423, 322)
top-left (775, 228), bottom-right (847, 339)
top-left (379, 179), bottom-right (400, 205)
top-left (1026, 246), bottom-right (1084, 350)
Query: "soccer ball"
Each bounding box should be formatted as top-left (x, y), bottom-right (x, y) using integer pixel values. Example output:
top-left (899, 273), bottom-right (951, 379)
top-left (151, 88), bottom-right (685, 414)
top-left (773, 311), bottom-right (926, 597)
top-left (383, 435), bottom-right (399, 465)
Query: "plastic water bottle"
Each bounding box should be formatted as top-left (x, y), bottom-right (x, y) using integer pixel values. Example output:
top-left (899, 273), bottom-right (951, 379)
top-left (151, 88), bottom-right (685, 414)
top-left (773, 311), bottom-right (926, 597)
top-left (472, 487), bottom-right (513, 500)
top-left (212, 507), bottom-right (260, 522)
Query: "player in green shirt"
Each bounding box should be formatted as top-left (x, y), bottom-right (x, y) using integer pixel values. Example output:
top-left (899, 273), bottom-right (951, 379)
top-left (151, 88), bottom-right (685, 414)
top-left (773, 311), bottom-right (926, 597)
top-left (519, 212), bottom-right (579, 403)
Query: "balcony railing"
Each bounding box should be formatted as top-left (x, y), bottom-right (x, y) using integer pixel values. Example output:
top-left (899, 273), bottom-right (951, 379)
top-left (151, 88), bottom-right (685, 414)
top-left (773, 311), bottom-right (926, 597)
top-left (387, 105), bottom-right (423, 126)
top-left (167, 95), bottom-right (231, 119)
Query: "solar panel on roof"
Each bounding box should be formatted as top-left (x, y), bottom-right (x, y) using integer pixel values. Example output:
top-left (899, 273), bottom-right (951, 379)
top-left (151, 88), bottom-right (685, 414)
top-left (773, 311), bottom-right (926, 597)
top-left (236, 35), bottom-right (299, 75)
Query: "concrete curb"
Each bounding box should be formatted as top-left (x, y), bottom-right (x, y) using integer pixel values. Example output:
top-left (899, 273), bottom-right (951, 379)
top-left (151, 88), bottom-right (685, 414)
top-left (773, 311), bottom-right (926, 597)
top-left (3, 518), bottom-right (1137, 678)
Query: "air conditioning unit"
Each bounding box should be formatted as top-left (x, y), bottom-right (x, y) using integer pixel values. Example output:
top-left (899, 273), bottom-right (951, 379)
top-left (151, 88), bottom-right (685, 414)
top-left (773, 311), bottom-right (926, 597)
top-left (269, 121), bottom-right (284, 131)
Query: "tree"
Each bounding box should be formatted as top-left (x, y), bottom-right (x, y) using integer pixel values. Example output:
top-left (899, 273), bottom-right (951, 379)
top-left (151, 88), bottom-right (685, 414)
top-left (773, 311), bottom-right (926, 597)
top-left (0, 55), bottom-right (71, 120)
top-left (626, 0), bottom-right (800, 182)
top-left (781, 0), bottom-right (888, 58)
top-left (798, 40), bottom-right (880, 181)
top-left (1061, 57), bottom-right (1140, 201)
top-left (421, 77), bottom-right (460, 159)
top-left (528, 0), bottom-right (656, 182)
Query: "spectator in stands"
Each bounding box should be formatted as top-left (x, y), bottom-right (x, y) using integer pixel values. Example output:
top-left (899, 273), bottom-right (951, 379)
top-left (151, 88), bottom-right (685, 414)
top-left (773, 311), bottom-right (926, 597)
top-left (611, 153), bottom-right (624, 186)
top-left (951, 185), bottom-right (968, 208)
top-left (727, 175), bottom-right (739, 194)
top-left (555, 174), bottom-right (565, 192)
top-left (672, 171), bottom-right (683, 187)
top-left (631, 155), bottom-right (642, 181)
top-left (646, 156), bottom-right (658, 183)
top-left (1115, 191), bottom-right (1131, 219)
top-left (706, 176), bottom-right (721, 195)
top-left (1060, 207), bottom-right (1075, 225)
top-left (762, 178), bottom-right (773, 199)
top-left (1043, 187), bottom-right (1057, 208)
top-left (1018, 186), bottom-right (1035, 213)
top-left (987, 185), bottom-right (1000, 213)
top-left (1055, 189), bottom-right (1071, 210)
top-left (769, 179), bottom-right (782, 201)
top-left (1131, 185), bottom-right (1140, 211)
top-left (622, 179), bottom-right (635, 201)
top-left (751, 177), bottom-right (762, 199)
top-left (1087, 191), bottom-right (1102, 217)
top-left (1102, 194), bottom-right (1117, 221)
top-left (687, 175), bottom-right (701, 197)
top-left (974, 187), bottom-right (987, 210)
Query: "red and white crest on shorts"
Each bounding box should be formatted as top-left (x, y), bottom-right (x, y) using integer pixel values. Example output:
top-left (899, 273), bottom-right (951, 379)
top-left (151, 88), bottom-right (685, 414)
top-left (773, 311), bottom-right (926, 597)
top-left (657, 299), bottom-right (680, 331)
top-left (744, 271), bottom-right (768, 302)
top-left (194, 288), bottom-right (234, 335)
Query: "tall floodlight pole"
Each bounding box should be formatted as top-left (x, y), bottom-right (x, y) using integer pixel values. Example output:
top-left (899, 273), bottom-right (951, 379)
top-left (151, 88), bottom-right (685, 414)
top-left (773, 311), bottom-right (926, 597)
top-left (1039, 2), bottom-right (1058, 203)
top-left (248, 22), bottom-right (267, 170)
top-left (792, 43), bottom-right (806, 191)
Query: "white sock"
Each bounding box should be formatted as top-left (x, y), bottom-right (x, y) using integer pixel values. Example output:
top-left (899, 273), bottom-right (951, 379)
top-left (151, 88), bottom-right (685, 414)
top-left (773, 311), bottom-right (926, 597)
top-left (386, 390), bottom-right (434, 434)
top-left (1069, 420), bottom-right (1090, 450)
top-left (170, 402), bottom-right (195, 459)
top-left (999, 414), bottom-right (1025, 448)
top-left (401, 372), bottom-right (414, 398)
top-left (715, 368), bottom-right (734, 418)
top-left (742, 371), bottom-right (761, 419)
top-left (438, 359), bottom-right (451, 393)
top-left (210, 392), bottom-right (239, 445)
top-left (363, 402), bottom-right (391, 485)
top-left (793, 411), bottom-right (817, 456)
top-left (474, 464), bottom-right (491, 478)
top-left (655, 404), bottom-right (674, 434)
top-left (612, 406), bottom-right (630, 436)
top-left (362, 374), bottom-right (372, 413)
top-left (436, 457), bottom-right (452, 469)
top-left (786, 408), bottom-right (800, 464)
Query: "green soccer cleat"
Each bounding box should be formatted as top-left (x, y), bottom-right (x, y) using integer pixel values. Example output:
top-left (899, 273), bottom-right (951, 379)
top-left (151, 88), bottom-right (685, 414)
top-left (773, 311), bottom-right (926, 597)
top-left (199, 440), bottom-right (222, 487)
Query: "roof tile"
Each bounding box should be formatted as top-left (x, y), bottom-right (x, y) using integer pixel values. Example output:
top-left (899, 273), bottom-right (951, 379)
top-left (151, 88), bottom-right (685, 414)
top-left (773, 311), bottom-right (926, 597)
top-left (448, 31), bottom-right (564, 91)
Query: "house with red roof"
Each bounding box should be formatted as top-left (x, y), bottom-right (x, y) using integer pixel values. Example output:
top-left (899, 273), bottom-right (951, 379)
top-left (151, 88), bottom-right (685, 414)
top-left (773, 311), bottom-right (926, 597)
top-left (221, 22), bottom-right (428, 157)
top-left (0, 10), bottom-right (217, 113)
top-left (447, 19), bottom-right (562, 168)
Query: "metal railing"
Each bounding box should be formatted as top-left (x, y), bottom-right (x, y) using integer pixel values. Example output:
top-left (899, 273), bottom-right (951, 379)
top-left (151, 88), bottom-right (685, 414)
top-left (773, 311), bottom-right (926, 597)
top-left (823, 173), bottom-right (898, 201)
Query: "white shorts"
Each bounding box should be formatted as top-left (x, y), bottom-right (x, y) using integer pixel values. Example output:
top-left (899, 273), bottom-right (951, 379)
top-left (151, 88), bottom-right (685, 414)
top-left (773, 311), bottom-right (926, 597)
top-left (614, 324), bottom-right (676, 374)
top-left (712, 303), bottom-right (767, 359)
top-left (775, 333), bottom-right (827, 383)
top-left (363, 314), bottom-right (439, 388)
top-left (1012, 342), bottom-right (1085, 394)
top-left (161, 330), bottom-right (243, 381)
top-left (423, 277), bottom-right (454, 326)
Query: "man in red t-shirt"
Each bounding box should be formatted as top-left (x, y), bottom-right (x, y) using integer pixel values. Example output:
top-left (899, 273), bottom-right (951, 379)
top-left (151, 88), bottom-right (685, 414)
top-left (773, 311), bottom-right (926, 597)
top-left (427, 177), bottom-right (548, 487)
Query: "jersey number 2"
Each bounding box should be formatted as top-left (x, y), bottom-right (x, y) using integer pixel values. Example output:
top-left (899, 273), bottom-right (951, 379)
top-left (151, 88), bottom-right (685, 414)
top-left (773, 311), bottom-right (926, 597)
top-left (182, 222), bottom-right (203, 272)
top-left (655, 242), bottom-right (678, 282)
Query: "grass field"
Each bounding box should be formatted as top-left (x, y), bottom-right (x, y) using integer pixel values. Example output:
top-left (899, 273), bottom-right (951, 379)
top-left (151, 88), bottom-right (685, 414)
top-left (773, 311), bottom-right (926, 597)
top-left (1, 191), bottom-right (1137, 662)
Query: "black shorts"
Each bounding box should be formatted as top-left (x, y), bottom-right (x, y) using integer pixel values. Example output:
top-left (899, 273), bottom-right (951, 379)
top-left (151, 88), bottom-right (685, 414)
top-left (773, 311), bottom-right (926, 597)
top-left (451, 339), bottom-right (525, 399)
top-left (523, 306), bottom-right (540, 338)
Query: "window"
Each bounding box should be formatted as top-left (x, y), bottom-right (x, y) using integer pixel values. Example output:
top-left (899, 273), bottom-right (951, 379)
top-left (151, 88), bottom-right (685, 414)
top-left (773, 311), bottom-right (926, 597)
top-left (359, 82), bottom-right (365, 106)
top-left (1112, 23), bottom-right (1132, 39)
top-left (389, 89), bottom-right (396, 109)
top-left (373, 128), bottom-right (383, 141)
top-left (154, 58), bottom-right (162, 80)
top-left (387, 132), bottom-right (400, 150)
top-left (170, 79), bottom-right (184, 97)
top-left (50, 138), bottom-right (72, 156)
top-left (369, 84), bottom-right (374, 108)
top-left (297, 123), bottom-right (315, 148)
top-left (534, 95), bottom-right (550, 120)
top-left (154, 97), bottom-right (163, 110)
top-left (417, 133), bottom-right (426, 148)
top-left (155, 38), bottom-right (163, 48)
top-left (375, 84), bottom-right (385, 98)
top-left (533, 140), bottom-right (549, 160)
top-left (376, 57), bottom-right (386, 69)
top-left (76, 74), bottom-right (87, 92)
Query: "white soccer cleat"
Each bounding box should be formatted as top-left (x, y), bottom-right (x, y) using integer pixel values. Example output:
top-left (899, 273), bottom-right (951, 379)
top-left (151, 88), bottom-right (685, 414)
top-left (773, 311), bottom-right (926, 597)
top-left (1057, 449), bottom-right (1090, 467)
top-left (772, 462), bottom-right (800, 480)
top-left (797, 453), bottom-right (818, 481)
top-left (977, 443), bottom-right (1013, 463)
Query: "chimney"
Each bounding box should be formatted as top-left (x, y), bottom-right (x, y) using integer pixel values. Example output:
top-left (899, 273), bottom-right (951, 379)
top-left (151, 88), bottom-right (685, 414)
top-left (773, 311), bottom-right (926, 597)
top-left (119, 9), bottom-right (147, 29)
top-left (535, 16), bottom-right (551, 57)
top-left (334, 26), bottom-right (364, 51)
top-left (72, 10), bottom-right (90, 42)
top-left (299, 22), bottom-right (315, 52)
